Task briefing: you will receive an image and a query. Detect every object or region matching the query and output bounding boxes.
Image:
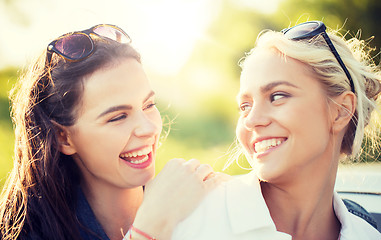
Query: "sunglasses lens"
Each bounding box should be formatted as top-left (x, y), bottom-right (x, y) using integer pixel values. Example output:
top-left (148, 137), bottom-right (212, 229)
top-left (284, 22), bottom-right (320, 39)
top-left (55, 34), bottom-right (93, 60)
top-left (93, 25), bottom-right (131, 43)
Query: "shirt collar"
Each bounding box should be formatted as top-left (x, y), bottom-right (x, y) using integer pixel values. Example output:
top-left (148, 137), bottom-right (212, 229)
top-left (225, 172), bottom-right (277, 234)
top-left (225, 175), bottom-right (379, 239)
top-left (333, 191), bottom-right (380, 239)
top-left (333, 192), bottom-right (350, 235)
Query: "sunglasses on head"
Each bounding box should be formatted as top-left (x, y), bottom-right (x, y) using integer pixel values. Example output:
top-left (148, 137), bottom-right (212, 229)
top-left (46, 24), bottom-right (131, 63)
top-left (282, 21), bottom-right (355, 93)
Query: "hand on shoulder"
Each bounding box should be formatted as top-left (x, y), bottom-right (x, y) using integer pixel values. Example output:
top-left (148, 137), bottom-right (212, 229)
top-left (133, 158), bottom-right (229, 239)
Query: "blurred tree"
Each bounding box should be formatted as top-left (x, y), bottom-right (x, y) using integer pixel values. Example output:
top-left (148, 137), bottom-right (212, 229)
top-left (0, 0), bottom-right (30, 26)
top-left (278, 0), bottom-right (381, 62)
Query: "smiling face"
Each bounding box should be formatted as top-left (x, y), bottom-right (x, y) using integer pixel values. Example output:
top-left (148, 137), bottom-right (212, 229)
top-left (62, 58), bottom-right (162, 190)
top-left (236, 49), bottom-right (338, 183)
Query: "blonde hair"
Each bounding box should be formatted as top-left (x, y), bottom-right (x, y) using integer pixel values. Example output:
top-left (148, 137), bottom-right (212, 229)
top-left (226, 27), bottom-right (381, 169)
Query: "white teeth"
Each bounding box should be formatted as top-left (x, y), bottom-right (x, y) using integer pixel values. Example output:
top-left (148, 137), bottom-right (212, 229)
top-left (129, 156), bottom-right (149, 164)
top-left (120, 146), bottom-right (152, 158)
top-left (254, 139), bottom-right (283, 154)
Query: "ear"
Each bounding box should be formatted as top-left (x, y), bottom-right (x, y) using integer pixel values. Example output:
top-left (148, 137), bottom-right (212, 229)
top-left (330, 91), bottom-right (356, 134)
top-left (51, 121), bottom-right (77, 156)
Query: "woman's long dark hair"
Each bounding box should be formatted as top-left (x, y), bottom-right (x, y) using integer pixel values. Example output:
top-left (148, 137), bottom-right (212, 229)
top-left (0, 37), bottom-right (141, 239)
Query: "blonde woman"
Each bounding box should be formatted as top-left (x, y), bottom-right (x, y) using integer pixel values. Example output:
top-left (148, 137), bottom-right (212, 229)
top-left (173, 21), bottom-right (381, 240)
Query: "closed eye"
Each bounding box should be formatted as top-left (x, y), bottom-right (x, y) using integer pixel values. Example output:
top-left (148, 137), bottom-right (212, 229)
top-left (108, 113), bottom-right (127, 122)
top-left (144, 103), bottom-right (156, 111)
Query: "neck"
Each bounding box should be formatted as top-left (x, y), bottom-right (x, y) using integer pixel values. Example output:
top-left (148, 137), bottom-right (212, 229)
top-left (82, 183), bottom-right (144, 240)
top-left (261, 155), bottom-right (341, 240)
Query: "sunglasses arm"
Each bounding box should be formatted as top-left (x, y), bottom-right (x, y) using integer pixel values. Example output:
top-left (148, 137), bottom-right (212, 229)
top-left (45, 51), bottom-right (53, 66)
top-left (321, 32), bottom-right (355, 93)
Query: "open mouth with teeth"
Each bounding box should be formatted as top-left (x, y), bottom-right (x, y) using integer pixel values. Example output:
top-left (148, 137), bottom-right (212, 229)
top-left (119, 146), bottom-right (153, 169)
top-left (254, 138), bottom-right (287, 154)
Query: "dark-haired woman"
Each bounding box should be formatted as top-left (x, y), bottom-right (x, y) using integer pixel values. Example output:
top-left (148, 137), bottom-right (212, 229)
top-left (0, 24), bottom-right (222, 240)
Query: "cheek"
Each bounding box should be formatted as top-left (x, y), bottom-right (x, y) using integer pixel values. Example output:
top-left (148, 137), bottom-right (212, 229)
top-left (76, 131), bottom-right (121, 158)
top-left (291, 104), bottom-right (331, 147)
top-left (72, 124), bottom-right (130, 158)
top-left (236, 118), bottom-right (249, 148)
top-left (156, 111), bottom-right (163, 130)
top-left (151, 109), bottom-right (163, 134)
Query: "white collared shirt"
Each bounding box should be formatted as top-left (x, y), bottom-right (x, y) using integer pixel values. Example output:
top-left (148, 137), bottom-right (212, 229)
top-left (333, 191), bottom-right (380, 239)
top-left (172, 172), bottom-right (380, 240)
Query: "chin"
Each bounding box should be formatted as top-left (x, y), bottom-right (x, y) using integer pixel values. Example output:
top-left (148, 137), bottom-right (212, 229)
top-left (127, 167), bottom-right (155, 188)
top-left (141, 167), bottom-right (155, 184)
top-left (254, 163), bottom-right (282, 183)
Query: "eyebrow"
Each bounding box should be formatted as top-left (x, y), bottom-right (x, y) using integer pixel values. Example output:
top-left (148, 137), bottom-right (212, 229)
top-left (261, 81), bottom-right (299, 93)
top-left (237, 81), bottom-right (299, 100)
top-left (97, 91), bottom-right (155, 119)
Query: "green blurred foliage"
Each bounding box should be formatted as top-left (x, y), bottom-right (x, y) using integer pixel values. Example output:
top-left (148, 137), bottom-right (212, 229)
top-left (277, 0), bottom-right (381, 62)
top-left (1, 0), bottom-right (380, 189)
top-left (0, 68), bottom-right (17, 186)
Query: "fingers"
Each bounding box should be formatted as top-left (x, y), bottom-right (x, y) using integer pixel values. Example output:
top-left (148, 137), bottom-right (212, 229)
top-left (165, 158), bottom-right (186, 167)
top-left (207, 172), bottom-right (232, 182)
top-left (203, 172), bottom-right (231, 190)
top-left (213, 172), bottom-right (233, 181)
top-left (194, 163), bottom-right (214, 181)
top-left (169, 158), bottom-right (211, 176)
top-left (183, 158), bottom-right (201, 171)
top-left (163, 158), bottom-right (230, 188)
top-left (183, 158), bottom-right (215, 183)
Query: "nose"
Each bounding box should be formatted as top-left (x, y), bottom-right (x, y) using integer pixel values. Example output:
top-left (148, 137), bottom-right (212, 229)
top-left (134, 112), bottom-right (162, 138)
top-left (243, 103), bottom-right (271, 130)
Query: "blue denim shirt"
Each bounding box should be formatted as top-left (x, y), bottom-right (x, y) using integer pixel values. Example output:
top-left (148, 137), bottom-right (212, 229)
top-left (21, 187), bottom-right (110, 240)
top-left (75, 187), bottom-right (110, 240)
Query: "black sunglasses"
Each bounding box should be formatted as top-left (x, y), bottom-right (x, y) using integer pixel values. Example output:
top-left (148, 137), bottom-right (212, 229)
top-left (282, 21), bottom-right (355, 93)
top-left (46, 24), bottom-right (131, 63)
